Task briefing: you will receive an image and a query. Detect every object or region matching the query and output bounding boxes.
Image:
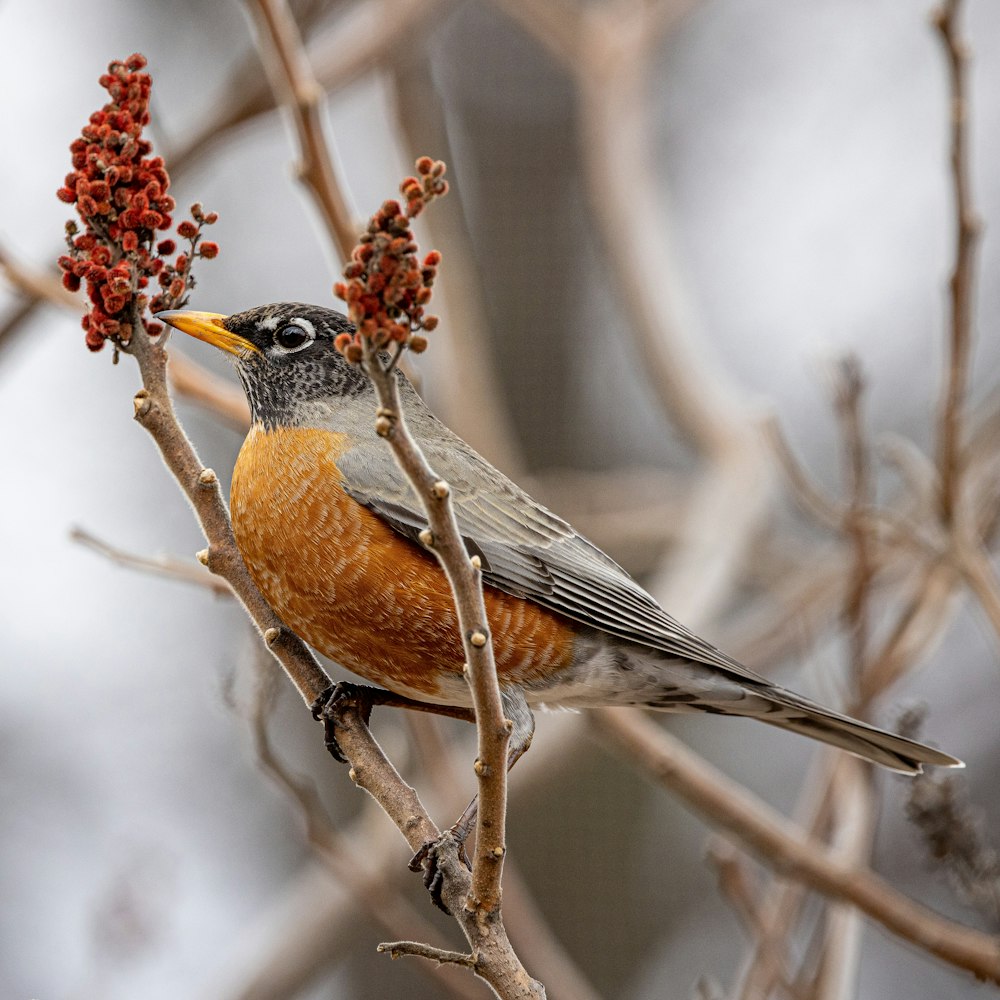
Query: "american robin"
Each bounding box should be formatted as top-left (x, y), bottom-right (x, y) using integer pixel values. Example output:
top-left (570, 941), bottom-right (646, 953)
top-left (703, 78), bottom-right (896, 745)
top-left (159, 302), bottom-right (961, 775)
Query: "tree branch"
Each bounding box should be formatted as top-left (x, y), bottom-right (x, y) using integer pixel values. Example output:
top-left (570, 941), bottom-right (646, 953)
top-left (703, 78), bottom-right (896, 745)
top-left (70, 525), bottom-right (235, 597)
top-left (124, 317), bottom-right (333, 708)
top-left (934, 0), bottom-right (981, 524)
top-left (247, 2), bottom-right (540, 993)
top-left (592, 708), bottom-right (1000, 986)
top-left (246, 0), bottom-right (359, 261)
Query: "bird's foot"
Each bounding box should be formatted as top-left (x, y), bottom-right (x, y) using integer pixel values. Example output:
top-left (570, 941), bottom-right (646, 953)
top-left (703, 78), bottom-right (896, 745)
top-left (408, 827), bottom-right (472, 915)
top-left (310, 681), bottom-right (376, 763)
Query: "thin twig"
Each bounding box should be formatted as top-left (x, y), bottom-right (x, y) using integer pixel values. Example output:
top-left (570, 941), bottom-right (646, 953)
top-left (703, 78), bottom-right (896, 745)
top-left (809, 759), bottom-right (874, 1000)
top-left (70, 525), bottom-right (234, 597)
top-left (733, 754), bottom-right (842, 1000)
top-left (831, 356), bottom-right (874, 685)
top-left (246, 655), bottom-right (483, 1000)
top-left (362, 357), bottom-right (511, 913)
top-left (764, 414), bottom-right (845, 530)
top-left (378, 942), bottom-right (478, 968)
top-left (934, 0), bottom-right (981, 523)
top-left (952, 535), bottom-right (1000, 643)
top-left (168, 349), bottom-right (251, 430)
top-left (124, 311), bottom-right (333, 708)
top-left (247, 0), bottom-right (359, 260)
top-left (0, 242), bottom-right (79, 309)
top-left (592, 708), bottom-right (1000, 986)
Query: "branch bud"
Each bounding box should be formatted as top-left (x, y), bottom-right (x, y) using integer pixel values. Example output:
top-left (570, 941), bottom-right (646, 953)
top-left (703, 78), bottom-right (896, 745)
top-left (195, 548), bottom-right (209, 566)
top-left (469, 630), bottom-right (488, 648)
top-left (430, 480), bottom-right (450, 499)
top-left (419, 529), bottom-right (434, 547)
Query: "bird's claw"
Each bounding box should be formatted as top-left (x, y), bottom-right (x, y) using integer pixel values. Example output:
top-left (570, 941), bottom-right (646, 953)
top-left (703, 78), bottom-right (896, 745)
top-left (310, 682), bottom-right (375, 762)
top-left (408, 829), bottom-right (471, 915)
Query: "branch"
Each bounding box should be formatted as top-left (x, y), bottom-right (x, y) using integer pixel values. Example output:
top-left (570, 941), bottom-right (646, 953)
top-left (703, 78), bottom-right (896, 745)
top-left (934, 0), bottom-right (981, 523)
top-left (362, 360), bottom-right (512, 913)
top-left (247, 3), bottom-right (539, 993)
top-left (70, 525), bottom-right (234, 597)
top-left (377, 941), bottom-right (477, 968)
top-left (0, 241), bottom-right (79, 309)
top-left (168, 350), bottom-right (251, 430)
top-left (592, 708), bottom-right (1000, 985)
top-left (246, 657), bottom-right (484, 1000)
top-left (124, 321), bottom-right (333, 709)
top-left (247, 0), bottom-right (359, 260)
top-left (830, 356), bottom-right (874, 684)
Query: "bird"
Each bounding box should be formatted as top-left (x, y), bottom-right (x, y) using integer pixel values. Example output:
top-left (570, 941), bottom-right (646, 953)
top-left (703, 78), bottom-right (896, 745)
top-left (158, 302), bottom-right (961, 778)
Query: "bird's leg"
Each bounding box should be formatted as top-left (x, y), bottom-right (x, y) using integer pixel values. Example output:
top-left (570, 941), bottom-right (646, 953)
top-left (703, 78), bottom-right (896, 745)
top-left (311, 681), bottom-right (475, 762)
top-left (411, 688), bottom-right (535, 912)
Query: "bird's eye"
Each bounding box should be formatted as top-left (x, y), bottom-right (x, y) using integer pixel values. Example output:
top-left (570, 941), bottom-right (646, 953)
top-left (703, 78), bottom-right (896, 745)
top-left (273, 324), bottom-right (312, 352)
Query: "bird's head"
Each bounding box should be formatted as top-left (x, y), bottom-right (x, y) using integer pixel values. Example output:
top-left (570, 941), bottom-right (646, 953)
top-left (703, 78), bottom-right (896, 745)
top-left (157, 302), bottom-right (372, 428)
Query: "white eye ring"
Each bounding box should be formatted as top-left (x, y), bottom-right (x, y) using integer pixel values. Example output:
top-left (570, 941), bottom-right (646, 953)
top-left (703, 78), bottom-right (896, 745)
top-left (272, 323), bottom-right (314, 353)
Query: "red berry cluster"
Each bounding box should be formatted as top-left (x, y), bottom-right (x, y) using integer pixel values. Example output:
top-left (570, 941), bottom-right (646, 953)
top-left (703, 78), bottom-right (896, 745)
top-left (56, 54), bottom-right (219, 351)
top-left (333, 157), bottom-right (448, 363)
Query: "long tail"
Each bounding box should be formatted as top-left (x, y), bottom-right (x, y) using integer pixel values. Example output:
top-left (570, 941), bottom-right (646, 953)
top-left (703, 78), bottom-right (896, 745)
top-left (734, 685), bottom-right (962, 774)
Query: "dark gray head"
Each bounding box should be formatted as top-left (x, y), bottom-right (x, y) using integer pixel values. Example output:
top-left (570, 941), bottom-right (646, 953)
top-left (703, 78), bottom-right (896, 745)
top-left (157, 302), bottom-right (374, 428)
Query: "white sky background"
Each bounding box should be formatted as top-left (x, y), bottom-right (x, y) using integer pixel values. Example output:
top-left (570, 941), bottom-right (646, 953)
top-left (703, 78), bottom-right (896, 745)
top-left (1, 1), bottom-right (999, 998)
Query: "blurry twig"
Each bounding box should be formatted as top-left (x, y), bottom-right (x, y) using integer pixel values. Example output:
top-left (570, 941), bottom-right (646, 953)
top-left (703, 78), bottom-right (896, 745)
top-left (246, 655), bottom-right (484, 1000)
top-left (70, 526), bottom-right (234, 597)
top-left (592, 708), bottom-right (1000, 985)
top-left (389, 53), bottom-right (525, 475)
top-left (247, 0), bottom-right (357, 259)
top-left (764, 415), bottom-right (845, 530)
top-left (831, 357), bottom-right (874, 686)
top-left (0, 241), bottom-right (79, 309)
top-left (933, 0), bottom-right (980, 525)
top-left (0, 242), bottom-right (252, 429)
top-left (167, 351), bottom-right (251, 431)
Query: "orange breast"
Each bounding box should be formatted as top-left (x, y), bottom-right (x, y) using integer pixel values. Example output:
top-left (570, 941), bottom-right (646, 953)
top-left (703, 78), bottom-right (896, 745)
top-left (230, 425), bottom-right (575, 703)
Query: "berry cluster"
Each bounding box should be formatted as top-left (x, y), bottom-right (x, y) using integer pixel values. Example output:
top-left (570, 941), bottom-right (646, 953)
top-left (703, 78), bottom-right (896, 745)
top-left (56, 54), bottom-right (218, 351)
top-left (333, 157), bottom-right (448, 363)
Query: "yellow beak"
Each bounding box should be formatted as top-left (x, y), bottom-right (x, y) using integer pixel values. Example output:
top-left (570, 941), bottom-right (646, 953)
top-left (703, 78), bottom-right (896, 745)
top-left (156, 310), bottom-right (260, 357)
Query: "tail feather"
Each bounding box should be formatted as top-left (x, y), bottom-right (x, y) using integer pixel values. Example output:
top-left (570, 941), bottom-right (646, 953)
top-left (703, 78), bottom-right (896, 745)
top-left (752, 688), bottom-right (962, 774)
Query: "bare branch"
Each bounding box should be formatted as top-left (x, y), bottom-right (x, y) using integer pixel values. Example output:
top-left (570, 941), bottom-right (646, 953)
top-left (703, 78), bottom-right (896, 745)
top-left (168, 350), bottom-right (251, 431)
top-left (934, 0), bottom-right (981, 523)
top-left (830, 356), bottom-right (875, 683)
top-left (246, 659), bottom-right (484, 1000)
top-left (247, 0), bottom-right (359, 261)
top-left (764, 414), bottom-right (845, 530)
top-left (592, 708), bottom-right (1000, 986)
top-left (70, 525), bottom-right (234, 597)
top-left (0, 241), bottom-right (79, 310)
top-left (125, 320), bottom-right (333, 709)
top-left (377, 941), bottom-right (477, 968)
top-left (362, 359), bottom-right (511, 913)
top-left (248, 3), bottom-right (540, 992)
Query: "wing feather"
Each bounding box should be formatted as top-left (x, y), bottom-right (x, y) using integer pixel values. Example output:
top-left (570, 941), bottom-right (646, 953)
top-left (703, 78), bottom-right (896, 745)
top-left (336, 440), bottom-right (765, 684)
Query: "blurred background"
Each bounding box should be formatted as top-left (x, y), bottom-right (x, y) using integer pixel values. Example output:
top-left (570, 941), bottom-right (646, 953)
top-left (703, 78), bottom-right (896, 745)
top-left (2, 0), bottom-right (999, 997)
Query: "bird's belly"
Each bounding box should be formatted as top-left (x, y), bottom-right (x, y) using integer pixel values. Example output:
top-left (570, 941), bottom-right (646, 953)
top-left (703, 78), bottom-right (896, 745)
top-left (230, 425), bottom-right (576, 703)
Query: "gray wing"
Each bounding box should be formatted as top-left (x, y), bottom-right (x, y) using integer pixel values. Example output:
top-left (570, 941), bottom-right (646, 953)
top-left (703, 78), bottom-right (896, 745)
top-left (336, 435), bottom-right (768, 685)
